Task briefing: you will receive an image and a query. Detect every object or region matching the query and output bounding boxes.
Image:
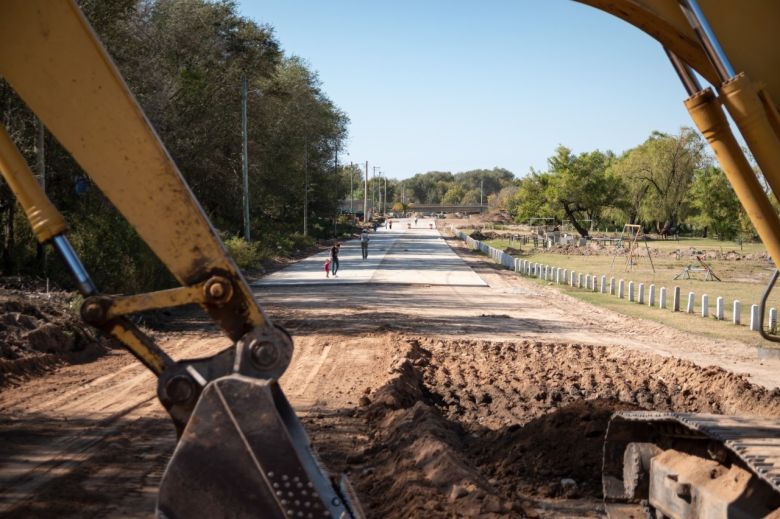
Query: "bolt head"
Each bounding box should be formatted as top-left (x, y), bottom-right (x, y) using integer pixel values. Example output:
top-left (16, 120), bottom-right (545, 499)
top-left (208, 282), bottom-right (225, 299)
top-left (250, 340), bottom-right (280, 369)
top-left (166, 375), bottom-right (195, 404)
top-left (81, 301), bottom-right (105, 324)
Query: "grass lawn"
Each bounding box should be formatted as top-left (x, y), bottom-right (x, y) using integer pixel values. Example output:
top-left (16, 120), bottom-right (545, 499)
top-left (481, 237), bottom-right (780, 347)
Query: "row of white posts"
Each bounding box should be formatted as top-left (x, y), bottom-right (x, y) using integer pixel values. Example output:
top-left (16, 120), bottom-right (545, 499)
top-left (453, 228), bottom-right (778, 334)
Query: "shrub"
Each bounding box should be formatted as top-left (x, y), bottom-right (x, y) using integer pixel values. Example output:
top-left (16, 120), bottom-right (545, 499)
top-left (224, 236), bottom-right (265, 269)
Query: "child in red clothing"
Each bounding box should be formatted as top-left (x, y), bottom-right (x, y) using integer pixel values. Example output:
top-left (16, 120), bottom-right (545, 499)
top-left (324, 258), bottom-right (331, 278)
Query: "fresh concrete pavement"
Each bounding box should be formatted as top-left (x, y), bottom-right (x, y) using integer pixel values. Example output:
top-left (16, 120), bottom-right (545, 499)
top-left (252, 218), bottom-right (487, 287)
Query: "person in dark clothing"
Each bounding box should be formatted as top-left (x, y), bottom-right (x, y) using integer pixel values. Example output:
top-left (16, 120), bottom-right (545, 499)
top-left (330, 242), bottom-right (340, 276)
top-left (360, 229), bottom-right (369, 259)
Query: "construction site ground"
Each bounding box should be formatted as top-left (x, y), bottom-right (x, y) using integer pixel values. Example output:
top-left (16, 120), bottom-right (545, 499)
top-left (1, 218), bottom-right (779, 518)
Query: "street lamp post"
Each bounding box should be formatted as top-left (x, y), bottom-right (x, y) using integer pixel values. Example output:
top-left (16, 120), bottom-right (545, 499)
top-left (241, 76), bottom-right (250, 241)
top-left (383, 175), bottom-right (387, 216)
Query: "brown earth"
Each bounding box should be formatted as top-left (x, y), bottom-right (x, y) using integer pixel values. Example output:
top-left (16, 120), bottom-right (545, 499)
top-left (0, 284), bottom-right (110, 387)
top-left (1, 233), bottom-right (780, 518)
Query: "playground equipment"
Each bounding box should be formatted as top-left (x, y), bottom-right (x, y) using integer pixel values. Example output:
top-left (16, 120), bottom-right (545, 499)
top-left (673, 255), bottom-right (722, 281)
top-left (609, 224), bottom-right (656, 273)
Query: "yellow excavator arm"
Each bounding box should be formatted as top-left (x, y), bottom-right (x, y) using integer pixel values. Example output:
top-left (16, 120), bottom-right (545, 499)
top-left (1, 1), bottom-right (779, 518)
top-left (0, 2), bottom-right (359, 517)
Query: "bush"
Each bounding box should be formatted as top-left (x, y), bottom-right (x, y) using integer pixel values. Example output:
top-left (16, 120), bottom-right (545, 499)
top-left (224, 236), bottom-right (265, 269)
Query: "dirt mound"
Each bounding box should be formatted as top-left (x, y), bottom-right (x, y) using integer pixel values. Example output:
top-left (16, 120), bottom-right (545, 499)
top-left (0, 288), bottom-right (109, 386)
top-left (470, 230), bottom-right (489, 241)
top-left (351, 337), bottom-right (780, 517)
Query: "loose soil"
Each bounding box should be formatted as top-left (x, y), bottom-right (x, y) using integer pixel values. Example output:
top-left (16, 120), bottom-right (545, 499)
top-left (346, 336), bottom-right (779, 518)
top-left (2, 228), bottom-right (780, 518)
top-left (0, 284), bottom-right (110, 387)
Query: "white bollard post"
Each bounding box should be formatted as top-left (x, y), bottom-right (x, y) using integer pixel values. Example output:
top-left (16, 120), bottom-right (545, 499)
top-left (577, 273), bottom-right (583, 288)
top-left (659, 287), bottom-right (667, 309)
top-left (648, 284), bottom-right (656, 307)
top-left (733, 300), bottom-right (741, 325)
top-left (750, 304), bottom-right (760, 331)
top-left (716, 296), bottom-right (724, 320)
top-left (701, 294), bottom-right (709, 318)
top-left (562, 268), bottom-right (568, 283)
top-left (638, 283), bottom-right (645, 304)
top-left (686, 292), bottom-right (695, 314)
top-left (609, 277), bottom-right (616, 296)
top-left (618, 279), bottom-right (625, 299)
top-left (592, 276), bottom-right (598, 292)
top-left (600, 275), bottom-right (606, 294)
top-left (770, 307), bottom-right (778, 334)
top-left (570, 271), bottom-right (576, 287)
top-left (628, 281), bottom-right (635, 302)
top-left (673, 286), bottom-right (681, 312)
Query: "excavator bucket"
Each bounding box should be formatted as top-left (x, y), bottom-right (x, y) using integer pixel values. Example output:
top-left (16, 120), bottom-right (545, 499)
top-left (158, 375), bottom-right (362, 519)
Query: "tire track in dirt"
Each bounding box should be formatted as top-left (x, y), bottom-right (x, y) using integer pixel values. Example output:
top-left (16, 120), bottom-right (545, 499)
top-left (0, 334), bottom-right (228, 517)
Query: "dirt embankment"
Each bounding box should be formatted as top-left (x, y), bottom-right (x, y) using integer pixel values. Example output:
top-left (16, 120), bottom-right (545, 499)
top-left (0, 285), bottom-right (110, 387)
top-left (348, 337), bottom-right (780, 518)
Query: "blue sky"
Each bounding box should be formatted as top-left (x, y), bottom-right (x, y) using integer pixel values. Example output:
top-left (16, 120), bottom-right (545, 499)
top-left (238, 1), bottom-right (695, 180)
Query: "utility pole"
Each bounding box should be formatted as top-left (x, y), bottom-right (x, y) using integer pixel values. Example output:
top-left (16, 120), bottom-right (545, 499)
top-left (349, 162), bottom-right (354, 216)
top-left (363, 161), bottom-right (369, 222)
top-left (383, 175), bottom-right (387, 216)
top-left (372, 166), bottom-right (380, 210)
top-left (241, 76), bottom-right (250, 241)
top-left (480, 177), bottom-right (484, 207)
top-left (303, 140), bottom-right (308, 236)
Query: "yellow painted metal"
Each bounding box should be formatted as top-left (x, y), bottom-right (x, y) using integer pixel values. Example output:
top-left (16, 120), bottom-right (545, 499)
top-left (0, 0), bottom-right (266, 339)
top-left (0, 126), bottom-right (66, 243)
top-left (576, 1), bottom-right (780, 108)
top-left (108, 318), bottom-right (171, 376)
top-left (105, 286), bottom-right (206, 320)
top-left (720, 73), bottom-right (780, 202)
top-left (685, 88), bottom-right (780, 268)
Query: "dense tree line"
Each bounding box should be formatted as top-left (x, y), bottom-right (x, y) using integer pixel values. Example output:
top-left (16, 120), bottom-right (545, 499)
top-left (397, 168), bottom-right (515, 207)
top-left (0, 0), bottom-right (348, 291)
top-left (509, 128), bottom-right (760, 240)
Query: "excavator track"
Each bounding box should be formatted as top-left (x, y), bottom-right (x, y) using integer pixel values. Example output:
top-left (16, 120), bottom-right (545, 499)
top-left (603, 411), bottom-right (780, 518)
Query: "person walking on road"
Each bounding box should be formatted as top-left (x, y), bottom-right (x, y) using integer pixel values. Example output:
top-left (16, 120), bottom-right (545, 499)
top-left (324, 257), bottom-right (331, 278)
top-left (360, 229), bottom-right (370, 260)
top-left (330, 242), bottom-right (340, 277)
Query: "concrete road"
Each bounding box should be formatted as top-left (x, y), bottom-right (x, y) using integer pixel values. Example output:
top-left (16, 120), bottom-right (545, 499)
top-left (252, 218), bottom-right (486, 287)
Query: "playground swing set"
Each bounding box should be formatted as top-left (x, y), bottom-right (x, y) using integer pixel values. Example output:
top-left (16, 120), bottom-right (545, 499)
top-left (609, 224), bottom-right (656, 273)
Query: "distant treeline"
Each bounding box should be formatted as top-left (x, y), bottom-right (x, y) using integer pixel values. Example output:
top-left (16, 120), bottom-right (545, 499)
top-left (395, 128), bottom-right (769, 241)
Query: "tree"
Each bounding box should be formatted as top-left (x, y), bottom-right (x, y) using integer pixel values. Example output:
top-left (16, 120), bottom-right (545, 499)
top-left (542, 146), bottom-right (622, 237)
top-left (610, 128), bottom-right (705, 233)
top-left (509, 171), bottom-right (555, 224)
top-left (0, 0), bottom-right (351, 292)
top-left (441, 184), bottom-right (465, 204)
top-left (688, 166), bottom-right (743, 239)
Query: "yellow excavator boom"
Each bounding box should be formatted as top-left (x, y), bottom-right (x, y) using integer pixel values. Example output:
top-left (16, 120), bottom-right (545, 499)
top-left (0, 1), bottom-right (779, 517)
